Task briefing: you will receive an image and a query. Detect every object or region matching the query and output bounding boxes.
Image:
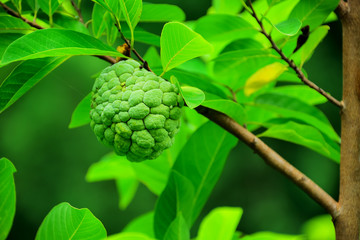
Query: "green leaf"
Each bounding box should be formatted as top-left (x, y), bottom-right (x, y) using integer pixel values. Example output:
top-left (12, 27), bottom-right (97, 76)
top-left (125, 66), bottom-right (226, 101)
top-left (26, 0), bottom-right (40, 12)
top-left (108, 232), bottom-right (155, 240)
top-left (273, 18), bottom-right (302, 36)
top-left (68, 93), bottom-right (92, 129)
top-left (0, 34), bottom-right (22, 59)
top-left (211, 0), bottom-right (242, 15)
top-left (194, 14), bottom-right (257, 54)
top-left (289, 0), bottom-right (340, 30)
top-left (116, 177), bottom-right (138, 210)
top-left (163, 214), bottom-right (190, 240)
top-left (123, 212), bottom-right (155, 238)
top-left (258, 121), bottom-right (340, 162)
top-left (38, 0), bottom-right (60, 16)
top-left (123, 26), bottom-right (160, 47)
top-left (86, 154), bottom-right (136, 182)
top-left (212, 49), bottom-right (279, 88)
top-left (131, 155), bottom-right (171, 195)
top-left (0, 57), bottom-right (68, 114)
top-left (144, 46), bottom-right (161, 69)
top-left (201, 99), bottom-right (246, 125)
top-left (267, 85), bottom-right (327, 105)
top-left (0, 15), bottom-right (33, 33)
top-left (92, 3), bottom-right (108, 38)
top-left (240, 231), bottom-right (303, 240)
top-left (180, 86), bottom-right (205, 109)
top-left (163, 69), bottom-right (227, 99)
top-left (140, 3), bottom-right (185, 22)
top-left (221, 38), bottom-right (264, 54)
top-left (0, 158), bottom-right (16, 240)
top-left (11, 0), bottom-right (22, 13)
top-left (119, 0), bottom-right (142, 47)
top-left (53, 14), bottom-right (89, 35)
top-left (253, 93), bottom-right (339, 142)
top-left (302, 215), bottom-right (335, 240)
top-left (195, 14), bottom-right (256, 43)
top-left (0, 29), bottom-right (125, 66)
top-left (197, 207), bottom-right (243, 240)
top-left (244, 62), bottom-right (288, 96)
top-left (292, 26), bottom-right (329, 67)
top-left (154, 122), bottom-right (238, 239)
top-left (160, 22), bottom-right (213, 74)
top-left (35, 202), bottom-right (106, 240)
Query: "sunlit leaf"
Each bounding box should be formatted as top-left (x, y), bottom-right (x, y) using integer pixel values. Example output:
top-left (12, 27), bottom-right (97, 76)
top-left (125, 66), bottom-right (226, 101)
top-left (92, 3), bottom-right (109, 38)
top-left (211, 0), bottom-right (242, 15)
top-left (35, 202), bottom-right (107, 240)
top-left (180, 86), bottom-right (205, 109)
top-left (160, 22), bottom-right (213, 73)
top-left (202, 99), bottom-right (246, 125)
top-left (38, 0), bottom-right (60, 17)
top-left (213, 49), bottom-right (279, 88)
top-left (273, 18), bottom-right (302, 36)
top-left (258, 121), bottom-right (340, 162)
top-left (289, 0), bottom-right (340, 30)
top-left (254, 93), bottom-right (339, 142)
top-left (123, 212), bottom-right (155, 238)
top-left (0, 15), bottom-right (33, 33)
top-left (302, 215), bottom-right (335, 240)
top-left (0, 34), bottom-right (22, 59)
top-left (0, 157), bottom-right (16, 240)
top-left (140, 3), bottom-right (185, 22)
top-left (244, 62), bottom-right (287, 96)
top-left (0, 57), bottom-right (69, 114)
top-left (240, 231), bottom-right (303, 240)
top-left (197, 207), bottom-right (243, 240)
top-left (119, 0), bottom-right (142, 46)
top-left (0, 29), bottom-right (125, 66)
top-left (163, 214), bottom-right (190, 240)
top-left (108, 232), bottom-right (155, 240)
top-left (267, 85), bottom-right (327, 105)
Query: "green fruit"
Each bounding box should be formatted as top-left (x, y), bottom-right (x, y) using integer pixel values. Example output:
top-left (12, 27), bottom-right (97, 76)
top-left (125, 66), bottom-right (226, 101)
top-left (90, 59), bottom-right (183, 162)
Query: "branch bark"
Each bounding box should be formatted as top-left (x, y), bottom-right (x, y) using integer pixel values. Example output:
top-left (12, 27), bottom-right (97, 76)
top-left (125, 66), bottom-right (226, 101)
top-left (335, 0), bottom-right (360, 238)
top-left (196, 106), bottom-right (339, 218)
top-left (247, 0), bottom-right (343, 109)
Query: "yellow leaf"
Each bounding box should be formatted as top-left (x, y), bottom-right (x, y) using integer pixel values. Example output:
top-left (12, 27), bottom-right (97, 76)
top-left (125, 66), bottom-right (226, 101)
top-left (244, 62), bottom-right (287, 96)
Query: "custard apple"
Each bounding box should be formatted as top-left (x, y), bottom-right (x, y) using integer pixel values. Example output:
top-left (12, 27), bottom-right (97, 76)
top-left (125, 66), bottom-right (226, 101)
top-left (90, 59), bottom-right (184, 162)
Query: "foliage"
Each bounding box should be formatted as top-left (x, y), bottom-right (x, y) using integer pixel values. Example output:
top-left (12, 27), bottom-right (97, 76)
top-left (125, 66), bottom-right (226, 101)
top-left (0, 0), bottom-right (340, 239)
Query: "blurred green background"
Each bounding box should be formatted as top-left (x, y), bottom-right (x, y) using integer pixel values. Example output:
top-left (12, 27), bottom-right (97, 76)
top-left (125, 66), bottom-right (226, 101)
top-left (0, 0), bottom-right (342, 238)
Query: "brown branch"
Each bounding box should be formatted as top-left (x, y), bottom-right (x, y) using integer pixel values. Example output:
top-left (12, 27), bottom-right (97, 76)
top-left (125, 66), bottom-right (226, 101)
top-left (195, 105), bottom-right (340, 218)
top-left (247, 0), bottom-right (343, 109)
top-left (71, 0), bottom-right (84, 24)
top-left (335, 0), bottom-right (349, 18)
top-left (114, 23), bottom-right (152, 72)
top-left (0, 2), bottom-right (42, 29)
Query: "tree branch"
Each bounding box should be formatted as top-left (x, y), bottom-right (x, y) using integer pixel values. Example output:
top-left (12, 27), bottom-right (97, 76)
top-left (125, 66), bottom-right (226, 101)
top-left (247, 0), bottom-right (343, 109)
top-left (335, 0), bottom-right (349, 18)
top-left (114, 23), bottom-right (152, 72)
top-left (195, 105), bottom-right (340, 218)
top-left (70, 0), bottom-right (84, 24)
top-left (0, 2), bottom-right (42, 29)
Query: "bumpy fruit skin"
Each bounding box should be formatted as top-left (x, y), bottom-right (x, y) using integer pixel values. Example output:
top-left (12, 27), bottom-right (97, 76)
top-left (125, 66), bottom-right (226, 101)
top-left (90, 59), bottom-right (184, 162)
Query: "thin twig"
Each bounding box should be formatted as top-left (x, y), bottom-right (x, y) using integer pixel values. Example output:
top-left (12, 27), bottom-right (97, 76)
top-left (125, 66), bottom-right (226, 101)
top-left (195, 105), bottom-right (340, 218)
top-left (71, 0), bottom-right (84, 24)
top-left (0, 2), bottom-right (42, 29)
top-left (247, 0), bottom-right (343, 109)
top-left (114, 23), bottom-right (152, 72)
